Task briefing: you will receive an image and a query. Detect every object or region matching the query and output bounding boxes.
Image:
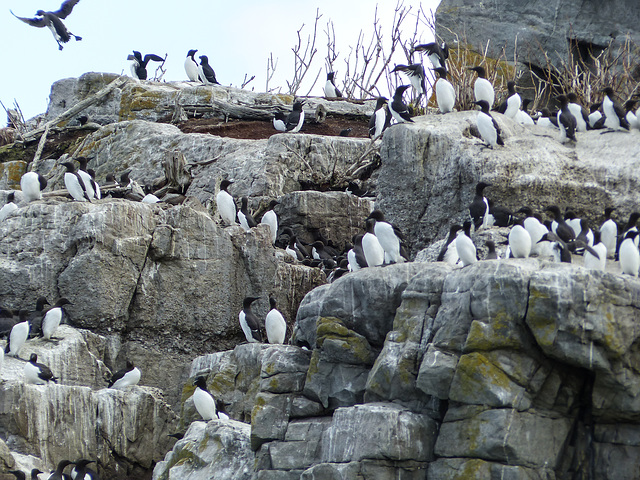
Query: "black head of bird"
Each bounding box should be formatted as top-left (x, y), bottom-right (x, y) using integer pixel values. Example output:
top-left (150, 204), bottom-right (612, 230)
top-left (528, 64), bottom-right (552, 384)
top-left (469, 66), bottom-right (487, 78)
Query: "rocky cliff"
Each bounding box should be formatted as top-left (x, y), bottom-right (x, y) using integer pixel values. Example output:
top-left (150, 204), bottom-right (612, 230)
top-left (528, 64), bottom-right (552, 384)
top-left (1, 72), bottom-right (640, 479)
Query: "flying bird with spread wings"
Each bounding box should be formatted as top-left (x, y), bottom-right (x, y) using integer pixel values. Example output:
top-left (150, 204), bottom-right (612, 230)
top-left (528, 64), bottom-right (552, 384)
top-left (11, 0), bottom-right (82, 50)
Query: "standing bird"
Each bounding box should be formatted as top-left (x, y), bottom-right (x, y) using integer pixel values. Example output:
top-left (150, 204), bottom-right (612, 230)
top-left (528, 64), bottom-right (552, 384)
top-left (41, 297), bottom-right (71, 340)
top-left (391, 64), bottom-right (427, 102)
top-left (624, 100), bottom-right (639, 130)
top-left (388, 85), bottom-right (414, 124)
top-left (601, 87), bottom-right (630, 130)
top-left (508, 219), bottom-right (532, 258)
top-left (192, 376), bottom-right (225, 421)
top-left (239, 297), bottom-right (262, 343)
top-left (76, 157), bottom-right (98, 200)
top-left (265, 297), bottom-right (286, 344)
top-left (455, 220), bottom-right (478, 266)
top-left (499, 81), bottom-right (521, 119)
top-left (349, 234), bottom-right (368, 270)
top-left (285, 101), bottom-right (305, 133)
top-left (514, 99), bottom-right (535, 125)
top-left (600, 207), bottom-right (618, 259)
top-left (70, 460), bottom-right (100, 480)
top-left (619, 231), bottom-right (640, 276)
top-left (517, 207), bottom-right (550, 256)
top-left (367, 210), bottom-right (405, 264)
top-left (127, 51), bottom-right (164, 81)
top-left (184, 49), bottom-right (200, 82)
top-left (20, 171), bottom-right (48, 202)
top-left (27, 296), bottom-right (50, 338)
top-left (369, 97), bottom-right (391, 139)
top-left (469, 66), bottom-right (494, 109)
top-left (474, 100), bottom-right (504, 148)
top-left (216, 180), bottom-right (237, 226)
top-left (62, 161), bottom-right (91, 202)
top-left (362, 218), bottom-right (385, 267)
top-left (588, 102), bottom-right (605, 129)
top-left (108, 360), bottom-right (141, 388)
top-left (469, 181), bottom-right (492, 230)
top-left (567, 93), bottom-right (590, 132)
top-left (260, 200), bottom-right (279, 244)
top-left (198, 55), bottom-right (220, 85)
top-left (536, 108), bottom-right (559, 129)
top-left (0, 193), bottom-right (18, 222)
top-left (5, 310), bottom-right (30, 358)
top-left (436, 224), bottom-right (462, 265)
top-left (24, 353), bottom-right (58, 385)
top-left (545, 206), bottom-right (576, 244)
top-left (48, 460), bottom-right (73, 480)
top-left (272, 112), bottom-right (287, 132)
top-left (584, 231), bottom-right (607, 271)
top-left (324, 72), bottom-right (342, 98)
top-left (237, 197), bottom-right (257, 231)
top-left (414, 41), bottom-right (449, 70)
top-left (485, 240), bottom-right (499, 260)
top-left (11, 0), bottom-right (82, 50)
top-left (433, 68), bottom-right (455, 113)
top-left (555, 95), bottom-right (577, 142)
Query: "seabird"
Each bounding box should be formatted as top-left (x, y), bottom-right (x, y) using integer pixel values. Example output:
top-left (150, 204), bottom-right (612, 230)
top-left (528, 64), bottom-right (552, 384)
top-left (141, 193), bottom-right (160, 204)
top-left (24, 353), bottom-right (58, 384)
top-left (361, 218), bottom-right (384, 267)
top-left (433, 67), bottom-right (455, 113)
top-left (391, 64), bottom-right (427, 101)
top-left (127, 51), bottom-right (164, 81)
top-left (238, 197), bottom-right (257, 231)
top-left (273, 112), bottom-right (287, 132)
top-left (514, 98), bottom-right (535, 125)
top-left (536, 108), bottom-right (559, 129)
top-left (281, 227), bottom-right (309, 258)
top-left (500, 81), bottom-right (521, 119)
top-left (216, 180), bottom-right (237, 226)
top-left (86, 169), bottom-right (101, 199)
top-left (555, 95), bottom-right (577, 142)
top-left (0, 193), bottom-right (18, 222)
top-left (619, 231), bottom-right (640, 276)
top-left (455, 220), bottom-right (477, 266)
top-left (8, 469), bottom-right (43, 480)
top-left (198, 55), bottom-right (220, 85)
top-left (436, 224), bottom-right (462, 265)
top-left (469, 66), bottom-right (495, 109)
top-left (41, 298), bottom-right (71, 340)
top-left (469, 181), bottom-right (491, 230)
top-left (265, 297), bottom-right (286, 344)
top-left (414, 41), bottom-right (449, 70)
top-left (545, 205), bottom-right (576, 243)
top-left (193, 376), bottom-right (227, 421)
top-left (239, 297), bottom-right (262, 343)
top-left (70, 460), bottom-right (100, 480)
top-left (27, 296), bottom-right (50, 338)
top-left (48, 460), bottom-right (73, 480)
top-left (474, 100), bottom-right (504, 148)
top-left (601, 87), bottom-right (629, 130)
top-left (285, 101), bottom-right (305, 133)
top-left (369, 97), bottom-right (391, 139)
top-left (516, 207), bottom-right (549, 256)
top-left (310, 241), bottom-right (335, 265)
top-left (600, 207), bottom-right (618, 259)
top-left (508, 219), bottom-right (532, 258)
top-left (588, 102), bottom-right (605, 129)
top-left (20, 172), bottom-right (48, 202)
top-left (350, 234), bottom-right (368, 270)
top-left (485, 240), bottom-right (499, 260)
top-left (184, 49), bottom-right (200, 82)
top-left (538, 232), bottom-right (571, 263)
top-left (567, 93), bottom-right (590, 132)
top-left (11, 0), bottom-right (82, 50)
top-left (324, 72), bottom-right (342, 98)
top-left (108, 360), bottom-right (141, 388)
top-left (339, 128), bottom-right (351, 137)
top-left (367, 210), bottom-right (406, 264)
top-left (260, 200), bottom-right (279, 244)
top-left (624, 100), bottom-right (639, 130)
top-left (388, 85), bottom-right (414, 124)
top-left (76, 157), bottom-right (98, 200)
top-left (62, 161), bottom-right (91, 202)
top-left (584, 231), bottom-right (607, 271)
top-left (285, 235), bottom-right (301, 261)
top-left (489, 202), bottom-right (514, 227)
top-left (5, 310), bottom-right (30, 358)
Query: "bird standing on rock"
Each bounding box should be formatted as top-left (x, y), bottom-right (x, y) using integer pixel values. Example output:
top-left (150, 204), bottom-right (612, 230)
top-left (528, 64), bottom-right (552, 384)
top-left (286, 101), bottom-right (305, 133)
top-left (48, 459), bottom-right (73, 480)
top-left (468, 181), bottom-right (492, 230)
top-left (41, 298), bottom-right (71, 340)
top-left (475, 100), bottom-right (503, 148)
top-left (62, 161), bottom-right (91, 202)
top-left (5, 311), bottom-right (30, 359)
top-left (238, 197), bottom-right (257, 231)
top-left (436, 224), bottom-right (462, 265)
top-left (367, 210), bottom-right (406, 264)
top-left (456, 220), bottom-right (477, 266)
top-left (12, 0), bottom-right (82, 50)
top-left (469, 66), bottom-right (494, 109)
top-left (265, 297), bottom-right (286, 344)
top-left (324, 72), bottom-right (342, 98)
top-left (433, 67), bottom-right (455, 114)
top-left (20, 172), bottom-right (48, 202)
top-left (216, 180), bottom-right (237, 226)
top-left (198, 55), bottom-right (219, 85)
top-left (362, 218), bottom-right (385, 267)
top-left (71, 459), bottom-right (100, 480)
top-left (388, 85), bottom-right (414, 124)
top-left (601, 87), bottom-right (630, 130)
top-left (108, 360), bottom-right (141, 388)
top-left (369, 97), bottom-right (391, 139)
top-left (239, 297), bottom-right (262, 343)
top-left (192, 376), bottom-right (228, 421)
top-left (0, 193), bottom-right (18, 222)
top-left (128, 51), bottom-right (165, 81)
top-left (260, 200), bottom-right (279, 245)
top-left (184, 49), bottom-right (200, 82)
top-left (8, 469), bottom-right (43, 480)
top-left (24, 353), bottom-right (58, 385)
top-left (556, 95), bottom-right (577, 142)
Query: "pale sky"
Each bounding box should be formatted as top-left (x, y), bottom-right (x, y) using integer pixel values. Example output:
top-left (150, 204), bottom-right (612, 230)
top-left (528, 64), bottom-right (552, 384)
top-left (1, 0), bottom-right (440, 121)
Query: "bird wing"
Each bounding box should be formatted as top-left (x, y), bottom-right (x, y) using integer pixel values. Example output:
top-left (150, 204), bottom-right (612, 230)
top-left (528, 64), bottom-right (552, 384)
top-left (143, 54), bottom-right (165, 65)
top-left (54, 0), bottom-right (81, 19)
top-left (11, 11), bottom-right (46, 27)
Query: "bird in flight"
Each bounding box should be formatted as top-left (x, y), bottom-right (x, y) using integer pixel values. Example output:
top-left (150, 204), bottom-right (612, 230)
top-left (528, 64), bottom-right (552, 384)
top-left (11, 0), bottom-right (82, 50)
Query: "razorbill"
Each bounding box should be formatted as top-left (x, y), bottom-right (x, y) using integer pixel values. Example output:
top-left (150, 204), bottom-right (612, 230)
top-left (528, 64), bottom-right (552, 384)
top-left (414, 41), bottom-right (449, 70)
top-left (456, 220), bottom-right (477, 266)
top-left (361, 218), bottom-right (385, 267)
top-left (48, 459), bottom-right (73, 480)
top-left (193, 376), bottom-right (228, 421)
top-left (469, 66), bottom-right (494, 109)
top-left (536, 108), bottom-right (559, 129)
top-left (265, 297), bottom-right (286, 344)
top-left (474, 100), bottom-right (504, 148)
top-left (239, 297), bottom-right (262, 343)
top-left (285, 101), bottom-right (305, 132)
top-left (5, 311), bottom-right (29, 358)
top-left (216, 180), bottom-right (237, 226)
top-left (108, 360), bottom-right (140, 388)
top-left (501, 81), bottom-right (521, 119)
top-left (24, 353), bottom-right (58, 384)
top-left (555, 95), bottom-right (577, 142)
top-left (20, 172), bottom-right (48, 202)
top-left (436, 224), bottom-right (462, 265)
top-left (584, 231), bottom-right (607, 271)
top-left (433, 67), bottom-right (455, 113)
top-left (545, 205), bottom-right (575, 243)
top-left (11, 0), bottom-right (82, 50)
top-left (567, 93), bottom-right (590, 132)
top-left (238, 197), bottom-right (257, 231)
top-left (620, 231), bottom-right (640, 276)
top-left (273, 112), bottom-right (287, 132)
top-left (324, 72), bottom-right (342, 98)
top-left (76, 157), bottom-right (98, 200)
top-left (391, 64), bottom-right (427, 101)
top-left (367, 210), bottom-right (405, 264)
top-left (62, 161), bottom-right (91, 202)
top-left (469, 181), bottom-right (491, 230)
top-left (0, 193), bottom-right (18, 222)
top-left (198, 55), bottom-right (220, 85)
top-left (71, 459), bottom-right (99, 480)
top-left (388, 85), bottom-right (414, 124)
top-left (369, 97), bottom-right (391, 139)
top-left (260, 200), bottom-right (279, 244)
top-left (537, 232), bottom-right (571, 263)
top-left (41, 297), bottom-right (71, 340)
top-left (600, 207), bottom-right (618, 258)
top-left (508, 219), bottom-right (532, 258)
top-left (128, 51), bottom-right (164, 81)
top-left (601, 87), bottom-right (629, 130)
top-left (184, 49), bottom-right (200, 82)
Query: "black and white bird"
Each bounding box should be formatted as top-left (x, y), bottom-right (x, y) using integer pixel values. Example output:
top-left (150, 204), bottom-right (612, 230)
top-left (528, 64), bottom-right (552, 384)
top-left (367, 210), bottom-right (406, 264)
top-left (273, 112), bottom-right (287, 132)
top-left (11, 0), bottom-right (82, 50)
top-left (516, 207), bottom-right (550, 257)
top-left (108, 360), bottom-right (141, 388)
top-left (324, 72), bottom-right (342, 98)
top-left (555, 95), bottom-right (577, 142)
top-left (70, 459), bottom-right (100, 480)
top-left (0, 193), bottom-right (18, 222)
top-left (285, 101), bottom-right (305, 132)
top-left (545, 205), bottom-right (576, 243)
top-left (20, 171), bottom-right (48, 202)
top-left (474, 100), bottom-right (504, 148)
top-left (601, 87), bottom-right (630, 130)
top-left (433, 67), bottom-right (455, 113)
top-left (514, 98), bottom-right (535, 125)
top-left (599, 207), bottom-right (618, 259)
top-left (184, 49), bottom-right (200, 82)
top-left (216, 180), bottom-right (237, 226)
top-left (469, 66), bottom-right (494, 109)
top-left (620, 231), bottom-right (640, 276)
top-left (455, 220), bottom-right (477, 266)
top-left (388, 85), bottom-right (414, 124)
top-left (198, 55), bottom-right (220, 85)
top-left (260, 200), bottom-right (279, 244)
top-left (588, 103), bottom-right (605, 129)
top-left (76, 157), bottom-right (98, 200)
top-left (5, 311), bottom-right (30, 358)
top-left (566, 93), bottom-right (590, 132)
top-left (624, 100), bottom-right (639, 130)
top-left (537, 231), bottom-right (571, 263)
top-left (362, 218), bottom-right (385, 267)
top-left (436, 224), bottom-right (462, 265)
top-left (24, 353), bottom-right (58, 385)
top-left (414, 41), bottom-right (449, 70)
top-left (192, 376), bottom-right (228, 421)
top-left (8, 469), bottom-right (43, 480)
top-left (265, 297), bottom-right (286, 344)
top-left (27, 296), bottom-right (50, 338)
top-left (500, 81), bottom-right (521, 119)
top-left (369, 97), bottom-right (391, 139)
top-left (469, 181), bottom-right (492, 230)
top-left (348, 234), bottom-right (368, 271)
top-left (41, 298), bottom-right (71, 340)
top-left (239, 297), bottom-right (262, 343)
top-left (536, 108), bottom-right (559, 129)
top-left (48, 459), bottom-right (73, 480)
top-left (584, 230), bottom-right (607, 271)
top-left (127, 51), bottom-right (164, 81)
top-left (508, 219), bottom-right (532, 258)
top-left (391, 64), bottom-right (427, 101)
top-left (238, 197), bottom-right (257, 231)
top-left (62, 161), bottom-right (91, 202)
